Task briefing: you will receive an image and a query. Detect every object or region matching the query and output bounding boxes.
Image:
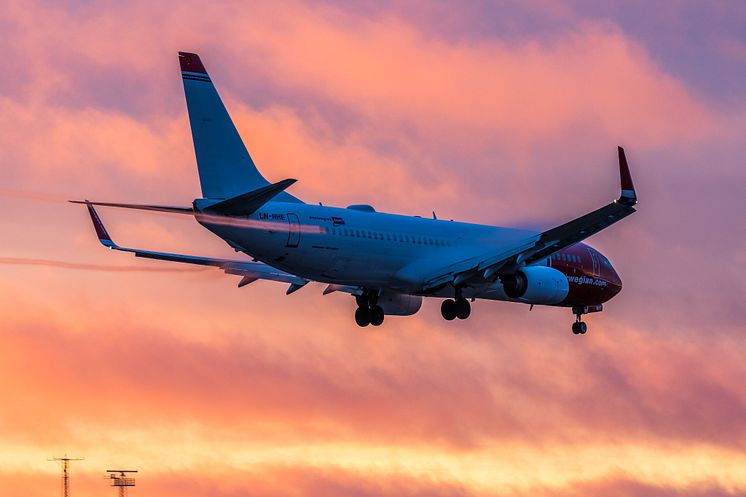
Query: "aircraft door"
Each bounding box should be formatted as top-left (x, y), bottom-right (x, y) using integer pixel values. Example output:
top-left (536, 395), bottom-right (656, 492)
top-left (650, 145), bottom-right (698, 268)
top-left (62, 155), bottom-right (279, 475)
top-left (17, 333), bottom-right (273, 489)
top-left (286, 213), bottom-right (300, 248)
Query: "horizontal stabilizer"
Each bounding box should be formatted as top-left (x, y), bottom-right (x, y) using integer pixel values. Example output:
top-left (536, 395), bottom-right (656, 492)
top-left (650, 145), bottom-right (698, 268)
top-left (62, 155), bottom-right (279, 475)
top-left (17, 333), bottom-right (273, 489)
top-left (202, 178), bottom-right (297, 216)
top-left (70, 200), bottom-right (193, 215)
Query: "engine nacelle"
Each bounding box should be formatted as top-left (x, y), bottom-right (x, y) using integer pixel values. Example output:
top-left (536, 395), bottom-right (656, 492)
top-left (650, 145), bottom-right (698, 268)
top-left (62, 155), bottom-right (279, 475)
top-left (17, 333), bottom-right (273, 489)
top-left (378, 291), bottom-right (422, 316)
top-left (501, 266), bottom-right (569, 304)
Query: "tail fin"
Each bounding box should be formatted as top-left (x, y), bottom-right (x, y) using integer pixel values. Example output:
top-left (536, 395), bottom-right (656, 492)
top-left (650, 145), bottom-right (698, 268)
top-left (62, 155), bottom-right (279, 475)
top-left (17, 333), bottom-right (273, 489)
top-left (178, 52), bottom-right (301, 203)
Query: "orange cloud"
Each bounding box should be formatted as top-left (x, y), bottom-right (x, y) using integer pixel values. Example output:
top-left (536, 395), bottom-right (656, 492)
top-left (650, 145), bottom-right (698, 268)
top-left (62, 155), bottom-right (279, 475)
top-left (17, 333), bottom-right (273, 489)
top-left (1, 2), bottom-right (745, 497)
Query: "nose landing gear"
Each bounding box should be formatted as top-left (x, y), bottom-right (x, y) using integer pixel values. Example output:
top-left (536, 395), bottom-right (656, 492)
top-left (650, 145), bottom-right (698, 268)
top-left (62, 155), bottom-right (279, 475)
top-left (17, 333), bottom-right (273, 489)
top-left (570, 305), bottom-right (597, 335)
top-left (355, 291), bottom-right (384, 327)
top-left (571, 317), bottom-right (587, 335)
top-left (570, 305), bottom-right (603, 335)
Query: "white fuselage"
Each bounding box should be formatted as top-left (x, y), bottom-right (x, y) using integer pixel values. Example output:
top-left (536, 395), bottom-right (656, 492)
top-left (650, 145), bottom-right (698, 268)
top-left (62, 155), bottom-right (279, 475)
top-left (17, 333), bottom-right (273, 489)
top-left (196, 201), bottom-right (541, 302)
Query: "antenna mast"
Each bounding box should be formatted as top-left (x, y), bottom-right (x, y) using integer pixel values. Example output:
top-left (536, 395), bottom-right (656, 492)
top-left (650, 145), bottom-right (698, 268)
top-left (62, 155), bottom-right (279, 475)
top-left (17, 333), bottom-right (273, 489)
top-left (107, 469), bottom-right (138, 497)
top-left (48, 455), bottom-right (84, 497)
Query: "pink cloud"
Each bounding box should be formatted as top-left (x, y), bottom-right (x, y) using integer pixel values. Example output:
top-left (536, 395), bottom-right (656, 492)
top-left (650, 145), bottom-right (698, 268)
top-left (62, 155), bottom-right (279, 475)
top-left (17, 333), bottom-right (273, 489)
top-left (0, 2), bottom-right (745, 496)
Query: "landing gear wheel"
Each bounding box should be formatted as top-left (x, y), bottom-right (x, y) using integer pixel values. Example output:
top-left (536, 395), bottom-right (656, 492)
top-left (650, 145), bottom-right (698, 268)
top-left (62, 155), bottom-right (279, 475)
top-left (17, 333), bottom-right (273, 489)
top-left (455, 298), bottom-right (471, 320)
top-left (369, 305), bottom-right (384, 326)
top-left (572, 320), bottom-right (588, 334)
top-left (441, 299), bottom-right (457, 320)
top-left (355, 307), bottom-right (370, 327)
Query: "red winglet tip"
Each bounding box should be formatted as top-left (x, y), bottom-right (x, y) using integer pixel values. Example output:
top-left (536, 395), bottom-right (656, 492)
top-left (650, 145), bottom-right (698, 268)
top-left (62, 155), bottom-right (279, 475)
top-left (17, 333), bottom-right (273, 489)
top-left (618, 146), bottom-right (634, 192)
top-left (178, 52), bottom-right (208, 74)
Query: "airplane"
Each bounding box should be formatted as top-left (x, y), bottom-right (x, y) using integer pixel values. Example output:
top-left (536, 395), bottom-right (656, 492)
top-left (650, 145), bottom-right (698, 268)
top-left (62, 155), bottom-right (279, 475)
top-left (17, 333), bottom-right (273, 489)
top-left (72, 52), bottom-right (638, 334)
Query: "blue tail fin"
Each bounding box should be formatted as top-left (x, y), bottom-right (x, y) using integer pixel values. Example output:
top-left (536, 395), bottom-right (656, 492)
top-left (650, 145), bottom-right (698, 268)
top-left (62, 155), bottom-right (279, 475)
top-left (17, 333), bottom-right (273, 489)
top-left (179, 52), bottom-right (301, 203)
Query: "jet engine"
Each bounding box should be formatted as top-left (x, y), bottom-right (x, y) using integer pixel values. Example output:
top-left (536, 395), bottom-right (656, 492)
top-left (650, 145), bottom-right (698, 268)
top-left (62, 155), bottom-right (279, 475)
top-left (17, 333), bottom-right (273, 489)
top-left (378, 291), bottom-right (423, 316)
top-left (501, 266), bottom-right (569, 304)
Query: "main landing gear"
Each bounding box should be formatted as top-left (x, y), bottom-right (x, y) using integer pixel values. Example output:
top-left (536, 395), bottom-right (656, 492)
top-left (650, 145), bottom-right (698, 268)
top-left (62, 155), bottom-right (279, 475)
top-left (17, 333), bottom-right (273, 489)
top-left (355, 291), bottom-right (384, 327)
top-left (441, 288), bottom-right (471, 320)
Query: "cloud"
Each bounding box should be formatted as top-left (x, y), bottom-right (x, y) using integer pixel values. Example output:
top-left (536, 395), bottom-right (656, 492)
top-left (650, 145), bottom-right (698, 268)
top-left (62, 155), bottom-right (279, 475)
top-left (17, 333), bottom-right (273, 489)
top-left (0, 2), bottom-right (745, 497)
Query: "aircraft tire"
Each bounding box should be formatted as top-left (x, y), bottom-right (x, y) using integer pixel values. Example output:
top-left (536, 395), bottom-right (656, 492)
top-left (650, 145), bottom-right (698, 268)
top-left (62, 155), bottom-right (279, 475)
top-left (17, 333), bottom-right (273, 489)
top-left (455, 298), bottom-right (471, 319)
top-left (441, 299), bottom-right (457, 320)
top-left (369, 305), bottom-right (384, 326)
top-left (355, 307), bottom-right (371, 327)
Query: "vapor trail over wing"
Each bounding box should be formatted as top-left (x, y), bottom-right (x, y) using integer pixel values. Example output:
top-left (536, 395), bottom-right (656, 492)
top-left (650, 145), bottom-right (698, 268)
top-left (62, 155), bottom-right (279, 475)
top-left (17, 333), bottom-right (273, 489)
top-left (69, 200), bottom-right (193, 214)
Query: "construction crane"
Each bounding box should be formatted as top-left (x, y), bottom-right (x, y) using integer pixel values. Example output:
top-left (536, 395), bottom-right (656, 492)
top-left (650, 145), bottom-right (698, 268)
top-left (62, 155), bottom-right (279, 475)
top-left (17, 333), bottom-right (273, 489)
top-left (107, 469), bottom-right (138, 497)
top-left (48, 455), bottom-right (84, 497)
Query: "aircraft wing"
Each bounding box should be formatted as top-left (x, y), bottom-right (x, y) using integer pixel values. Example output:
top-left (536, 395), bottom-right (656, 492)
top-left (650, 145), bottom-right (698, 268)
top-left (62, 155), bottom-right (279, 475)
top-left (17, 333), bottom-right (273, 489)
top-left (81, 202), bottom-right (309, 292)
top-left (420, 147), bottom-right (638, 291)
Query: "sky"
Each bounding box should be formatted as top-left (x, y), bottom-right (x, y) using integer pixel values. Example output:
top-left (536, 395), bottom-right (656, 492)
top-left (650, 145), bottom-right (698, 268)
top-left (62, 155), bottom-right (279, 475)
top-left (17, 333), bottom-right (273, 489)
top-left (0, 1), bottom-right (745, 496)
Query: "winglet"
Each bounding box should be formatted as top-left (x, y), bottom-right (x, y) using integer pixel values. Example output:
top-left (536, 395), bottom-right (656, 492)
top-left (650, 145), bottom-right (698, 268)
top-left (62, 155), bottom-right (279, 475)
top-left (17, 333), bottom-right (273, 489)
top-left (84, 201), bottom-right (117, 248)
top-left (617, 146), bottom-right (637, 206)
